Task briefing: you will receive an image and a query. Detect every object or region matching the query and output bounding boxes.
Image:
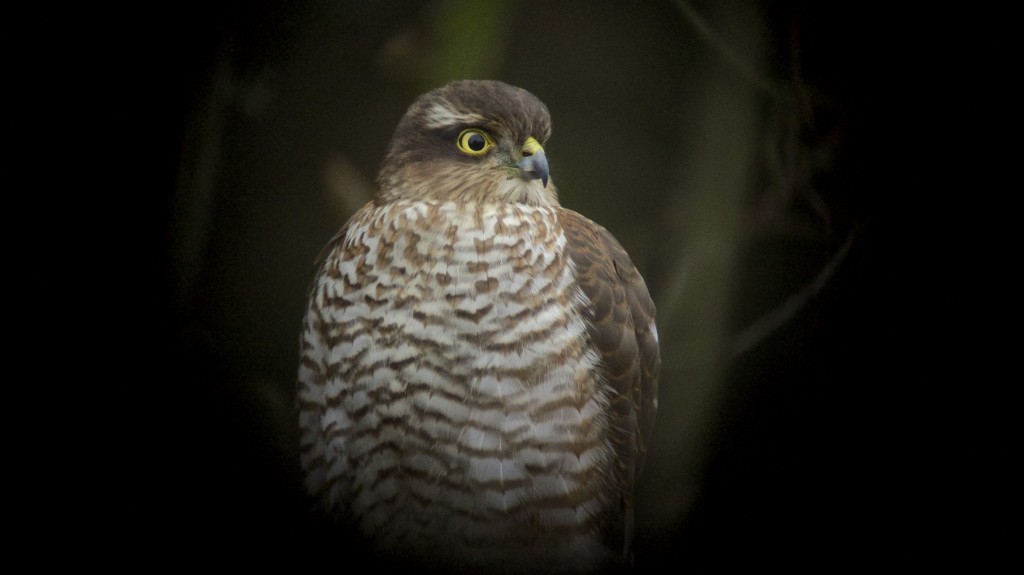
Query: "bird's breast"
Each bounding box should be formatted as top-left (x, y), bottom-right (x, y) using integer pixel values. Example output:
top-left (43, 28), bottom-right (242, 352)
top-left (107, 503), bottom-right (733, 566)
top-left (318, 200), bottom-right (615, 568)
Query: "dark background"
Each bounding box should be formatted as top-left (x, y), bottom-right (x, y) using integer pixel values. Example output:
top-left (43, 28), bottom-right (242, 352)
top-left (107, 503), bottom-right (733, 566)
top-left (107, 0), bottom-right (1007, 570)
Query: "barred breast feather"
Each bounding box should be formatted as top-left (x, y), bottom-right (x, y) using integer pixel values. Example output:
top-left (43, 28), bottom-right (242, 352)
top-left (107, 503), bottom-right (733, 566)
top-left (298, 200), bottom-right (657, 572)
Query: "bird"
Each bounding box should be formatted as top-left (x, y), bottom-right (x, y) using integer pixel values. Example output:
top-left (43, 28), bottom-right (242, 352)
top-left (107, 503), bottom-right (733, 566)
top-left (297, 80), bottom-right (659, 573)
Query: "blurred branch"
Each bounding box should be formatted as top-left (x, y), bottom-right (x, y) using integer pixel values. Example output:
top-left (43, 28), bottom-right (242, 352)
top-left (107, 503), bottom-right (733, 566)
top-left (641, 1), bottom-right (766, 532)
top-left (377, 0), bottom-right (517, 89)
top-left (171, 50), bottom-right (233, 313)
top-left (730, 227), bottom-right (858, 358)
top-left (671, 0), bottom-right (780, 95)
top-left (323, 154), bottom-right (373, 216)
top-left (425, 0), bottom-right (517, 88)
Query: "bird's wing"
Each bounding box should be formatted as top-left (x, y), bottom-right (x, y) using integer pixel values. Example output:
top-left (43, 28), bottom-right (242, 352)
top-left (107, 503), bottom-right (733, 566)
top-left (558, 207), bottom-right (660, 553)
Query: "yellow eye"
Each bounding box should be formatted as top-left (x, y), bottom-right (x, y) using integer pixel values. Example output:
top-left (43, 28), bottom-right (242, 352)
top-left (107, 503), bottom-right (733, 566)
top-left (456, 129), bottom-right (495, 156)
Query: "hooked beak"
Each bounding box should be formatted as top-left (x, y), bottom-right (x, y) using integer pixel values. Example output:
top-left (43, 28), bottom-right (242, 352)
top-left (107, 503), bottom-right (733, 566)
top-left (517, 137), bottom-right (549, 188)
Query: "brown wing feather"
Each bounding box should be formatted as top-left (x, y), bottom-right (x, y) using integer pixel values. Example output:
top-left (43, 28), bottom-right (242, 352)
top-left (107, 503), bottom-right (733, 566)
top-left (558, 208), bottom-right (660, 556)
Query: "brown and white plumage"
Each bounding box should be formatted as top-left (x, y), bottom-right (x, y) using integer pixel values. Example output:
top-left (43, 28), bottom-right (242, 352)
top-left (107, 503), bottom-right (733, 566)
top-left (298, 80), bottom-right (659, 572)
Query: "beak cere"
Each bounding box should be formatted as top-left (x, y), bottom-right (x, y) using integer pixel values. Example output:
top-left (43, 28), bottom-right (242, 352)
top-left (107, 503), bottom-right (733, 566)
top-left (517, 137), bottom-right (549, 188)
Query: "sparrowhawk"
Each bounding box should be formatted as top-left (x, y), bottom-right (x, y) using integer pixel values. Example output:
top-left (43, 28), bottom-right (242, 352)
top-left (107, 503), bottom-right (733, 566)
top-left (298, 80), bottom-right (659, 572)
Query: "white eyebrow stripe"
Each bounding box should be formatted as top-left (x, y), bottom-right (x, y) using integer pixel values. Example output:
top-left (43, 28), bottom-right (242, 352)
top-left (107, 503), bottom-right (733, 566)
top-left (422, 102), bottom-right (489, 129)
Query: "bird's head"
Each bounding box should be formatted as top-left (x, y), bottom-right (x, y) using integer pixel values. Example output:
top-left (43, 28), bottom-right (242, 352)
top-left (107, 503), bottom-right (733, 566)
top-left (376, 80), bottom-right (557, 206)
